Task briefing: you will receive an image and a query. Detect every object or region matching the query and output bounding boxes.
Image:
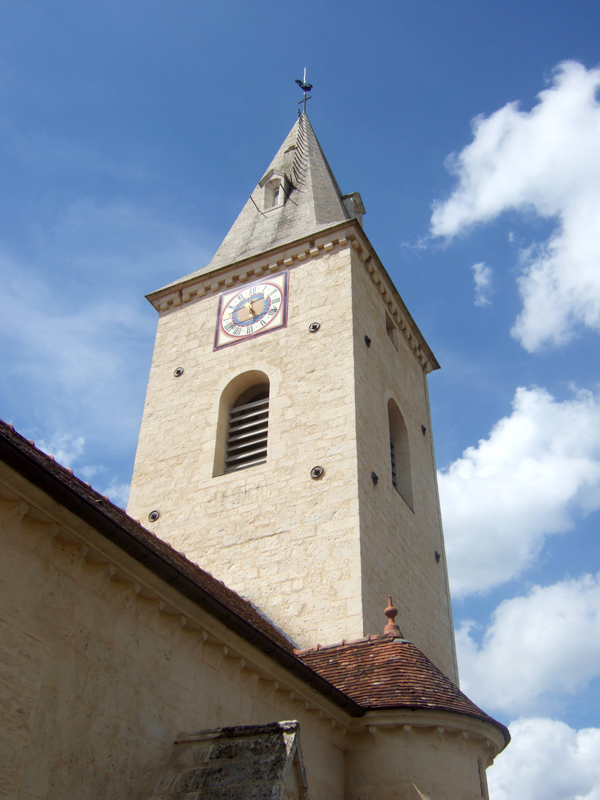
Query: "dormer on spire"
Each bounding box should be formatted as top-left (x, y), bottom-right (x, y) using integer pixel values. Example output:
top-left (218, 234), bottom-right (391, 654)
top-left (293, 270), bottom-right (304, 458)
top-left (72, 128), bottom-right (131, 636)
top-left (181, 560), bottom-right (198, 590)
top-left (258, 169), bottom-right (289, 211)
top-left (205, 113), bottom-right (354, 271)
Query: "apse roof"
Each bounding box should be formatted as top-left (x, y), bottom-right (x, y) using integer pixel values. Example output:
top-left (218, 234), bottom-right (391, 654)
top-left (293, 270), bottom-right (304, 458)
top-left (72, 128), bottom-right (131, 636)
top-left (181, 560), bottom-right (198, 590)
top-left (297, 636), bottom-right (509, 744)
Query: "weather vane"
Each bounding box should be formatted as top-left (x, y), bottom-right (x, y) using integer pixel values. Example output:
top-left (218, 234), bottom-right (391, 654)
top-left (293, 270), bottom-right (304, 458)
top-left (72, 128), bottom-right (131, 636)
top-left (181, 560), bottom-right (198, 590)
top-left (295, 69), bottom-right (313, 115)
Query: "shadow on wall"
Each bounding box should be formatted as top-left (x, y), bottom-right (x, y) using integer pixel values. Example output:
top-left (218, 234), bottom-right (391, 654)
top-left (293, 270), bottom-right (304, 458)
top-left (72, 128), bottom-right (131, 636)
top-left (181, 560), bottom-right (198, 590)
top-left (388, 398), bottom-right (413, 509)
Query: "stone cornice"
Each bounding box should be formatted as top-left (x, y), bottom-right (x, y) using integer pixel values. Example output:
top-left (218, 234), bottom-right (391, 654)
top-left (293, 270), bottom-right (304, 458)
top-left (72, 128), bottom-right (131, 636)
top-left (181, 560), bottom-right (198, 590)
top-left (349, 708), bottom-right (509, 758)
top-left (146, 219), bottom-right (440, 374)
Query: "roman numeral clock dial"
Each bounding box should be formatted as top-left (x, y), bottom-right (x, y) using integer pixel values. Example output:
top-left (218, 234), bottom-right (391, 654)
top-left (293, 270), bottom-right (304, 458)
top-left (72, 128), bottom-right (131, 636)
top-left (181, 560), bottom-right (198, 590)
top-left (214, 272), bottom-right (289, 350)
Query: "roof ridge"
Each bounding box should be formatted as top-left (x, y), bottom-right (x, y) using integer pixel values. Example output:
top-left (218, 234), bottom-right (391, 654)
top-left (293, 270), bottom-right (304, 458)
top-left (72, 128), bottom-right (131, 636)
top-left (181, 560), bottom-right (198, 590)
top-left (295, 634), bottom-right (393, 655)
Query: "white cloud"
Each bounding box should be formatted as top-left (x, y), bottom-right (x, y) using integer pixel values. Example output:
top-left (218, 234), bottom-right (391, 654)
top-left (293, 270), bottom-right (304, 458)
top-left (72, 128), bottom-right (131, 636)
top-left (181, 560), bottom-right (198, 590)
top-left (102, 479), bottom-right (130, 508)
top-left (472, 261), bottom-right (492, 306)
top-left (37, 432), bottom-right (86, 469)
top-left (431, 61), bottom-right (600, 351)
top-left (439, 386), bottom-right (600, 597)
top-left (0, 199), bottom-right (210, 450)
top-left (34, 431), bottom-right (129, 504)
top-left (488, 717), bottom-right (600, 800)
top-left (457, 573), bottom-right (600, 715)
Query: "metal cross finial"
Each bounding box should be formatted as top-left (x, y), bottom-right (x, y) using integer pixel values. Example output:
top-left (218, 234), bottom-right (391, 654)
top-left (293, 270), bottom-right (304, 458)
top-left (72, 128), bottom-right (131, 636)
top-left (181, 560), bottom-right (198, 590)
top-left (295, 68), bottom-right (313, 115)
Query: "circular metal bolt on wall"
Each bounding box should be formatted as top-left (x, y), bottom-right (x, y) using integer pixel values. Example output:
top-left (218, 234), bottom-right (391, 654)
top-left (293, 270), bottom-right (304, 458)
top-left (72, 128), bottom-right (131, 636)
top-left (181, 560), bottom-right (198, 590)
top-left (173, 367), bottom-right (184, 378)
top-left (148, 510), bottom-right (160, 522)
top-left (310, 466), bottom-right (324, 479)
top-left (308, 322), bottom-right (321, 333)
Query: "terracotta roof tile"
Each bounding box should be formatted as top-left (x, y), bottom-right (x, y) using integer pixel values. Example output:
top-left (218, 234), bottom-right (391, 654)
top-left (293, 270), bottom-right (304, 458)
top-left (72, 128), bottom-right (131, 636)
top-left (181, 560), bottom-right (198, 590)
top-left (297, 636), bottom-right (510, 744)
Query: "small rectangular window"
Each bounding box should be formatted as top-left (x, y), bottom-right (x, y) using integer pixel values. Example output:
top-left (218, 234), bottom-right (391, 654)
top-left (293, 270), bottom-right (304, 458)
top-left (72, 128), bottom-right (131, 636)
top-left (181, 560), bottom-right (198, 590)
top-left (388, 398), bottom-right (413, 509)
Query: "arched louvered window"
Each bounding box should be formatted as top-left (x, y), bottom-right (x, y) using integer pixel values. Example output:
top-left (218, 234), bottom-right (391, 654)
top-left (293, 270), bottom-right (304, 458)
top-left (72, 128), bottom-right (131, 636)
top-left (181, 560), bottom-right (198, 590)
top-left (388, 398), bottom-right (413, 509)
top-left (224, 384), bottom-right (270, 473)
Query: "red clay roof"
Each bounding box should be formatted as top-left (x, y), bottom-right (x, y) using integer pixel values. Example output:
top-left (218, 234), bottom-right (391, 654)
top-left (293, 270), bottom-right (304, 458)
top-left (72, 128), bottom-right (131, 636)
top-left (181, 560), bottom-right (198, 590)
top-left (297, 636), bottom-right (510, 744)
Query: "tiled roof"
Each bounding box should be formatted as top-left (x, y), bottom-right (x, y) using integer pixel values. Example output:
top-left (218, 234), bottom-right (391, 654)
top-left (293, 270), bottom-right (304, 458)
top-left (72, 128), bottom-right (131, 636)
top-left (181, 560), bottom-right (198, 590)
top-left (297, 636), bottom-right (510, 745)
top-left (0, 419), bottom-right (362, 717)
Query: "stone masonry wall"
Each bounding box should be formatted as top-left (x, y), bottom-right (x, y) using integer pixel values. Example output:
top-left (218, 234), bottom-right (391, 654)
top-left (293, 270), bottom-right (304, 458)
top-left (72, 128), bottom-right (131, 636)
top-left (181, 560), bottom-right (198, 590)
top-left (128, 244), bottom-right (364, 649)
top-left (127, 228), bottom-right (457, 681)
top-left (350, 251), bottom-right (458, 682)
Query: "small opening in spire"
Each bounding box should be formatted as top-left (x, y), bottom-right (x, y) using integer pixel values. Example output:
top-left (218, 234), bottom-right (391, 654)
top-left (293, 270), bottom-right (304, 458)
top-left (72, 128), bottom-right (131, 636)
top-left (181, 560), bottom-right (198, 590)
top-left (264, 178), bottom-right (282, 210)
top-left (259, 169), bottom-right (289, 212)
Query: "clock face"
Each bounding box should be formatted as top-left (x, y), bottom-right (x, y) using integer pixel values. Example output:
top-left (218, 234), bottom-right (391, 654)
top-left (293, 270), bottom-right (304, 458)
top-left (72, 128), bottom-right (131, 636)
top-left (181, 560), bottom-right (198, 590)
top-left (214, 272), bottom-right (288, 350)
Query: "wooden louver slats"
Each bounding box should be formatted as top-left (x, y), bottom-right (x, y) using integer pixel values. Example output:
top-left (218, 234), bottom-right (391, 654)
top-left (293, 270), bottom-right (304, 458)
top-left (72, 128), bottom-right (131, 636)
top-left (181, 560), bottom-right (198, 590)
top-left (225, 396), bottom-right (269, 473)
top-left (390, 437), bottom-right (398, 490)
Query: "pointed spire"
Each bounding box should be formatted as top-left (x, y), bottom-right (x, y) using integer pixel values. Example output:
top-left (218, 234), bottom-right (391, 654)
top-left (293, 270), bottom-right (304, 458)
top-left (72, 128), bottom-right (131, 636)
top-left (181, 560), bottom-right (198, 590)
top-left (170, 114), bottom-right (364, 287)
top-left (205, 113), bottom-right (351, 272)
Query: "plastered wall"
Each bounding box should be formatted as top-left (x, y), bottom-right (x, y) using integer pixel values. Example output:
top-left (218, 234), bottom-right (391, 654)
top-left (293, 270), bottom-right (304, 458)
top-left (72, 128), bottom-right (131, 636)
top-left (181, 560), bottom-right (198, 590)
top-left (0, 485), bottom-right (346, 800)
top-left (345, 723), bottom-right (491, 800)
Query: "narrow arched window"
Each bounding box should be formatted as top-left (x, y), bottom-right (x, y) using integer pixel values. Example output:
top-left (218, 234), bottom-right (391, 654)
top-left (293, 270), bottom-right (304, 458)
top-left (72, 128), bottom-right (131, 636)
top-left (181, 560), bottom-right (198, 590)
top-left (388, 398), bottom-right (413, 509)
top-left (224, 383), bottom-right (270, 472)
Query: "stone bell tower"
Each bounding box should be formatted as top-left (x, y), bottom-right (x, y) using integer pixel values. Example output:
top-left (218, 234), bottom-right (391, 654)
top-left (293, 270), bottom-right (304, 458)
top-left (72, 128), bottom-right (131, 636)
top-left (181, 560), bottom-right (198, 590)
top-left (128, 113), bottom-right (459, 683)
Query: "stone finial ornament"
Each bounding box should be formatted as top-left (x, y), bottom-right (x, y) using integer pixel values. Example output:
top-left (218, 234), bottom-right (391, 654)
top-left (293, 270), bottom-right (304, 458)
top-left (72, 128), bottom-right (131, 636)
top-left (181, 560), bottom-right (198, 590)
top-left (384, 595), bottom-right (402, 636)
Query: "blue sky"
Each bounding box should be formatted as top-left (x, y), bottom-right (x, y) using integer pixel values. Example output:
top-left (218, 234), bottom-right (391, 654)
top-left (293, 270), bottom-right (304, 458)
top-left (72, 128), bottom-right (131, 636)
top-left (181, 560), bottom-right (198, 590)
top-left (1, 2), bottom-right (600, 796)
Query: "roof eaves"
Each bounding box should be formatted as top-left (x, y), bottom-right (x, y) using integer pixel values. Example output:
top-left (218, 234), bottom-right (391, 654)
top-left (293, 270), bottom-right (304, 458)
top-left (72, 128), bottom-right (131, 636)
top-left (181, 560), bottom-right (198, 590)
top-left (0, 420), bottom-right (364, 718)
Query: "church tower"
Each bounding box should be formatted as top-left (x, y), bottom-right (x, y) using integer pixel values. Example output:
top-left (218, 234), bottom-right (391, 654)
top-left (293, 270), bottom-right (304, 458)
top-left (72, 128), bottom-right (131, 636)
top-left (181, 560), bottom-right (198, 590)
top-left (128, 113), bottom-right (459, 683)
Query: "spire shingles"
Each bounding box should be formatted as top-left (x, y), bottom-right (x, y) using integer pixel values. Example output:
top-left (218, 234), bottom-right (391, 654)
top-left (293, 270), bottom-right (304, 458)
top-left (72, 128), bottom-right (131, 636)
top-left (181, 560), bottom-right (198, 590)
top-left (172, 114), bottom-right (352, 285)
